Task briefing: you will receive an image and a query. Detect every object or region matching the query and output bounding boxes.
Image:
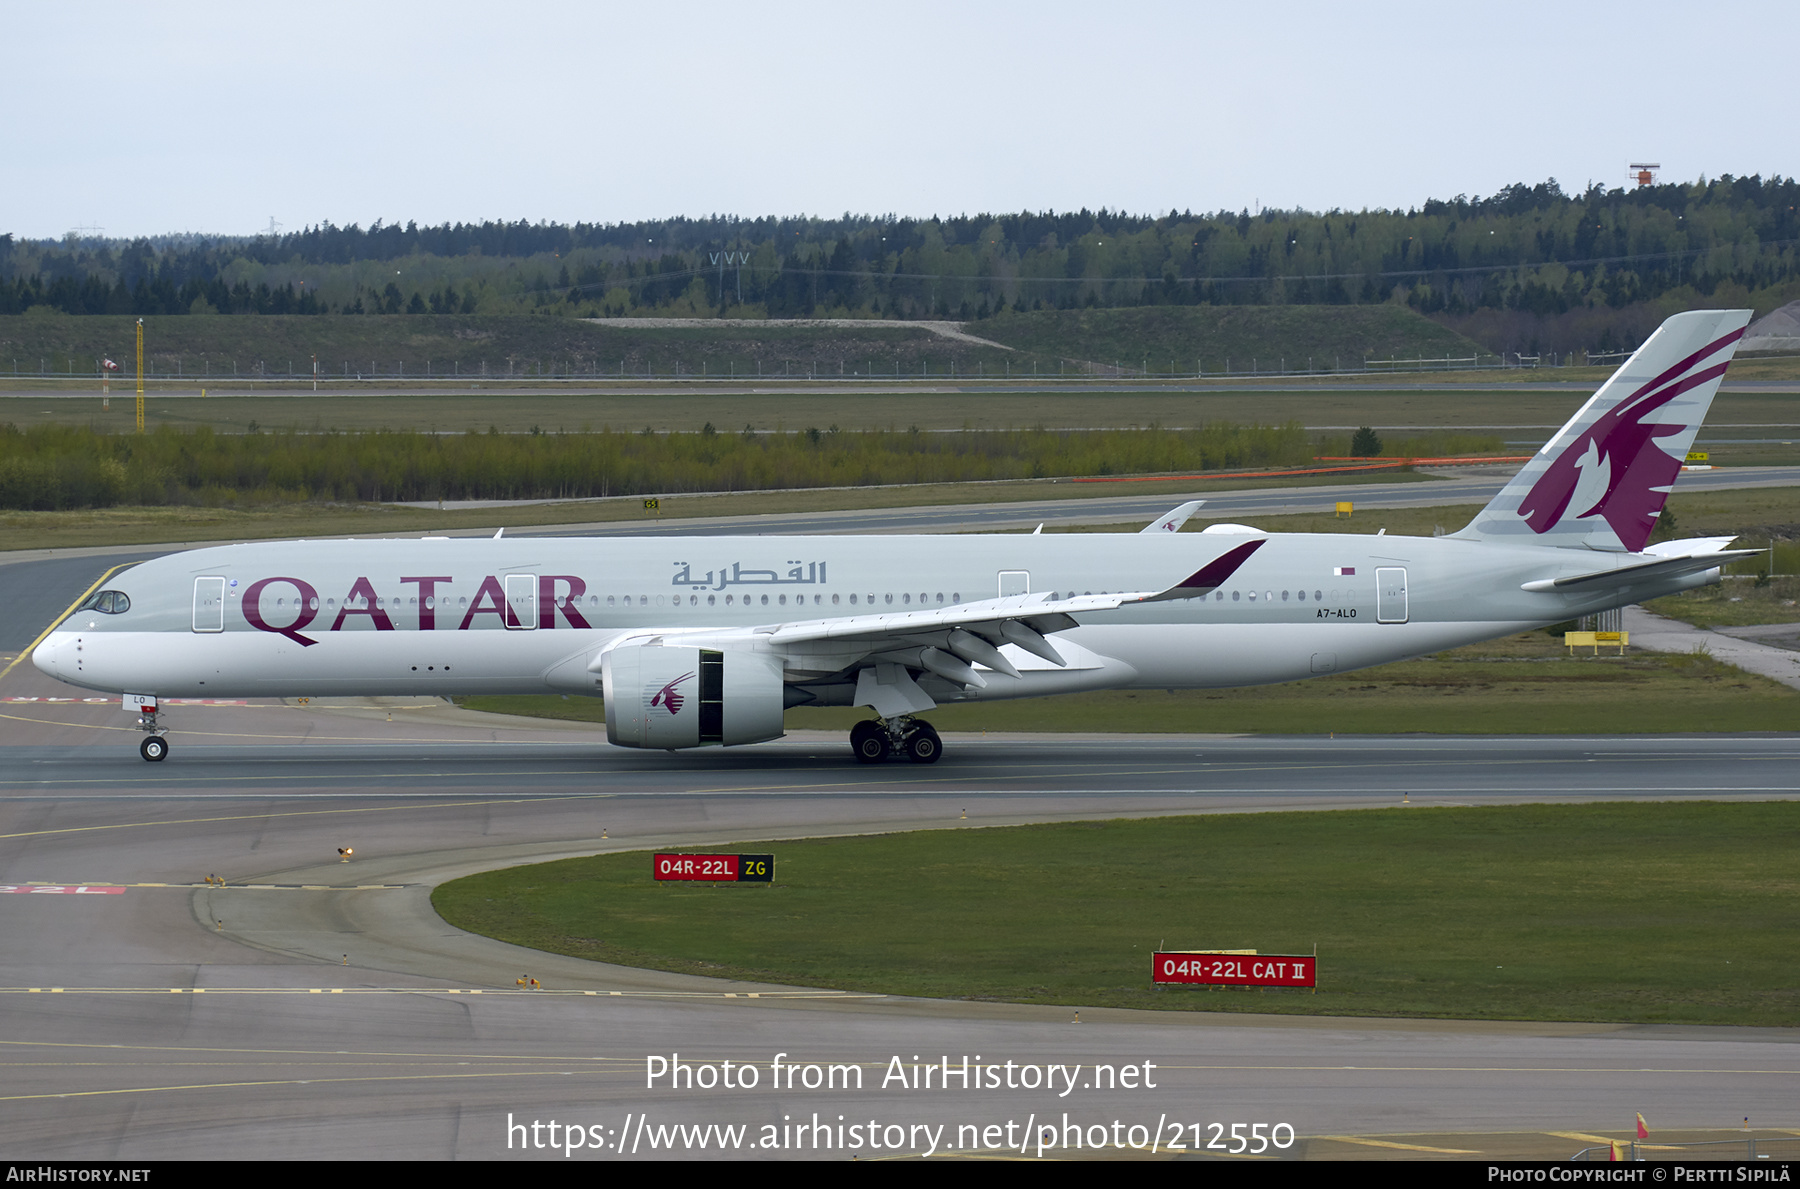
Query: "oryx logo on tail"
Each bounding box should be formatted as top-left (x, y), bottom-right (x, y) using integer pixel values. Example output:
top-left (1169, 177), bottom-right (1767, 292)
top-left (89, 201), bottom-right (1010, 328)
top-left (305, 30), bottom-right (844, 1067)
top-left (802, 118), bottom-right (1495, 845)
top-left (1451, 309), bottom-right (1752, 552)
top-left (1519, 324), bottom-right (1745, 551)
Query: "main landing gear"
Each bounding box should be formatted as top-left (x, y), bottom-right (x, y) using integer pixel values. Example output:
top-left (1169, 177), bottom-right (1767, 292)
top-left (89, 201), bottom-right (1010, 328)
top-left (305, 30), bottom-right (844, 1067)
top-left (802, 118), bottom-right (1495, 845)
top-left (850, 716), bottom-right (941, 764)
top-left (137, 704), bottom-right (169, 762)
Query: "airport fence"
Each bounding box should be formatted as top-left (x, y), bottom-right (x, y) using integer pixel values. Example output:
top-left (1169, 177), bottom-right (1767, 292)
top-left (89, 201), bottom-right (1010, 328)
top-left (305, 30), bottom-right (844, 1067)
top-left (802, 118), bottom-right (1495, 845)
top-left (8, 351), bottom-right (1619, 385)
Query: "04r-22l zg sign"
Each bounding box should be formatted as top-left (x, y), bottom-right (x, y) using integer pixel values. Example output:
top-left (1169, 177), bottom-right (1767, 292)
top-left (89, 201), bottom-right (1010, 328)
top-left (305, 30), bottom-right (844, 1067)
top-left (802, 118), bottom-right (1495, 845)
top-left (653, 854), bottom-right (774, 882)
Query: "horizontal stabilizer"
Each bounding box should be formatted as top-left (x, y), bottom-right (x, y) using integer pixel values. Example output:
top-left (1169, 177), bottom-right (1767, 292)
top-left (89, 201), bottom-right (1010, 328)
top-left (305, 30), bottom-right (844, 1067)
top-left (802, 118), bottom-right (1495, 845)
top-left (1520, 547), bottom-right (1758, 592)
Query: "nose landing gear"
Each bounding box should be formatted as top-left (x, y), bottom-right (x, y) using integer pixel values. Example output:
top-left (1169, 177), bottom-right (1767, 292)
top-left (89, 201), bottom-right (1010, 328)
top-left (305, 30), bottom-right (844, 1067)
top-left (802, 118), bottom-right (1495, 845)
top-left (135, 702), bottom-right (169, 761)
top-left (849, 716), bottom-right (941, 764)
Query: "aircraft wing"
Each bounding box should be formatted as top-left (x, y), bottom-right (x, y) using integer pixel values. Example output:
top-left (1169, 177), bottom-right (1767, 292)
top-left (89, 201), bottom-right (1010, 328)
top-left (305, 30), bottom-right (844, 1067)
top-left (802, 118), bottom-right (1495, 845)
top-left (769, 536), bottom-right (1263, 645)
top-left (606, 539), bottom-right (1267, 707)
top-left (759, 537), bottom-right (1261, 641)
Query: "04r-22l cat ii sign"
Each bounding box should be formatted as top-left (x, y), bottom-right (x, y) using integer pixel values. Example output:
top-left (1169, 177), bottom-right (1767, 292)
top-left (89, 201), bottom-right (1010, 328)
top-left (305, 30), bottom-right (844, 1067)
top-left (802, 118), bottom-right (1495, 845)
top-left (34, 310), bottom-right (1758, 766)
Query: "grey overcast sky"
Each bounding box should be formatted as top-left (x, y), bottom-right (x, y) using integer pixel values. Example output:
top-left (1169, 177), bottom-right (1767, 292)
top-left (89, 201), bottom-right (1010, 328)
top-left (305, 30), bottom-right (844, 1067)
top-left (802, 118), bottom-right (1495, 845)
top-left (5, 0), bottom-right (1794, 240)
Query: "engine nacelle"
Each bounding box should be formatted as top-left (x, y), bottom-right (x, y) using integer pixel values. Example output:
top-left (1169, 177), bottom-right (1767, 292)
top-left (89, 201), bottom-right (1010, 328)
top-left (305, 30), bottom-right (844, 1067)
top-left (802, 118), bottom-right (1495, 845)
top-left (601, 644), bottom-right (785, 749)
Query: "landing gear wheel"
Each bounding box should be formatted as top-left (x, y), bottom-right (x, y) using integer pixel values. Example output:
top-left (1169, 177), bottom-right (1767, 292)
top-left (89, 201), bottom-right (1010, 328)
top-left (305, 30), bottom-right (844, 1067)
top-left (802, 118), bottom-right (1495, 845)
top-left (140, 736), bottom-right (168, 762)
top-left (904, 725), bottom-right (941, 764)
top-left (850, 720), bottom-right (888, 763)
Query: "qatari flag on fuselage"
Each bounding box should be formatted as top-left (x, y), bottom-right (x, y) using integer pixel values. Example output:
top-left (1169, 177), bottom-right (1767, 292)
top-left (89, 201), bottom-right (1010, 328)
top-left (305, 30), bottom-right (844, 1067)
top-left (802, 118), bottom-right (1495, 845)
top-left (1333, 566), bottom-right (1355, 576)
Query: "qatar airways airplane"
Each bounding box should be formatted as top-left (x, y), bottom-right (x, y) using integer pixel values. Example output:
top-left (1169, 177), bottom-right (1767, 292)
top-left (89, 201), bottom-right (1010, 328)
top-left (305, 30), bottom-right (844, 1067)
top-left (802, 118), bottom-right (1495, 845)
top-left (33, 309), bottom-right (1757, 765)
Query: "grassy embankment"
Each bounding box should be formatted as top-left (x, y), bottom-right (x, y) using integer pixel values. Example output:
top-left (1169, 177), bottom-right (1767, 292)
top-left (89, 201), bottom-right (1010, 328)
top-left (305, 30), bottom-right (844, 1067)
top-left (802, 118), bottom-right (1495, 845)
top-left (430, 802), bottom-right (1800, 1024)
top-left (973, 304), bottom-right (1490, 373)
top-left (0, 305), bottom-right (1536, 385)
top-left (4, 309), bottom-right (1794, 397)
top-left (0, 314), bottom-right (1035, 379)
top-left (16, 386), bottom-right (1784, 437)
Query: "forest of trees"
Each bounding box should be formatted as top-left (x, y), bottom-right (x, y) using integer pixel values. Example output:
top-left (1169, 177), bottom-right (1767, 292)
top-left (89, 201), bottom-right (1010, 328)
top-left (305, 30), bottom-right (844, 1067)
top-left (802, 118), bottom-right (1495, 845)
top-left (4, 176), bottom-right (1796, 328)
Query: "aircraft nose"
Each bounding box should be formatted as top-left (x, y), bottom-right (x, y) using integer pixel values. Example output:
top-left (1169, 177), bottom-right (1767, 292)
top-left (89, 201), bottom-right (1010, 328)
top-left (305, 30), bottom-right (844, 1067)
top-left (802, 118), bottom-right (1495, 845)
top-left (31, 631), bottom-right (74, 677)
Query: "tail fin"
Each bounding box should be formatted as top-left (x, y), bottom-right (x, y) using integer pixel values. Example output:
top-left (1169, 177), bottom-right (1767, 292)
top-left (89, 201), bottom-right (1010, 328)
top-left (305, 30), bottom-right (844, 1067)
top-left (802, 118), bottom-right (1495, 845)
top-left (1452, 308), bottom-right (1752, 552)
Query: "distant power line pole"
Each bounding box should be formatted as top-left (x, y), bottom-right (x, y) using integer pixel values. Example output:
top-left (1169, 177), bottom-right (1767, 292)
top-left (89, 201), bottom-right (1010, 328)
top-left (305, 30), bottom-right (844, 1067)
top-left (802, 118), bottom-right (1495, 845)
top-left (135, 318), bottom-right (145, 433)
top-left (711, 250), bottom-right (749, 304)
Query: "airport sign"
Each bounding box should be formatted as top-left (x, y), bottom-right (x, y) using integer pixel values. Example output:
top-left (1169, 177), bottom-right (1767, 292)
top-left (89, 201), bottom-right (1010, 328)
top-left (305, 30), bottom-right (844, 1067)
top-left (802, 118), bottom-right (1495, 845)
top-left (1153, 952), bottom-right (1316, 987)
top-left (653, 853), bottom-right (774, 882)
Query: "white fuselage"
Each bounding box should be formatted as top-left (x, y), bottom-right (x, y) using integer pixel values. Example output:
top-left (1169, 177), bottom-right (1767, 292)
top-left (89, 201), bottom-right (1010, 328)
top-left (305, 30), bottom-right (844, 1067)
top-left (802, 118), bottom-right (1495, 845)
top-left (32, 530), bottom-right (1714, 707)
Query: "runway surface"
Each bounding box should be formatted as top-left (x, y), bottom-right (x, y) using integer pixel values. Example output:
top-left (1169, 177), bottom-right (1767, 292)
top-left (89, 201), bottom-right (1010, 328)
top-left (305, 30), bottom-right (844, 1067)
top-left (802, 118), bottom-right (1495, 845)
top-left (2, 659), bottom-right (1798, 1160)
top-left (3, 475), bottom-right (1799, 1161)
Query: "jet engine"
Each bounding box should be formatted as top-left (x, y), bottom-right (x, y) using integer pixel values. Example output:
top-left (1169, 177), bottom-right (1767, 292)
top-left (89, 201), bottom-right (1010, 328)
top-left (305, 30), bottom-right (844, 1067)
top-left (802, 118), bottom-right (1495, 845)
top-left (600, 644), bottom-right (785, 749)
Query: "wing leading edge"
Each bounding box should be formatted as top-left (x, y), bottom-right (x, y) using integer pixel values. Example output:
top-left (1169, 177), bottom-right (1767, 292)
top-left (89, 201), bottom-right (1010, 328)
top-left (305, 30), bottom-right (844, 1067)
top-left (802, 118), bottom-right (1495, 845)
top-left (589, 539), bottom-right (1268, 713)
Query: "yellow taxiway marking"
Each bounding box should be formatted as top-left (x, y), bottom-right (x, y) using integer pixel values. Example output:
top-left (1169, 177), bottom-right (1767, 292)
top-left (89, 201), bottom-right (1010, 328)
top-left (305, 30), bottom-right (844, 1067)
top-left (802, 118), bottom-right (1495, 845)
top-left (0, 1030), bottom-right (1783, 1075)
top-left (0, 1038), bottom-right (645, 1061)
top-left (0, 708), bottom-right (577, 742)
top-left (1318, 1136), bottom-right (1480, 1153)
top-left (2, 745), bottom-right (1786, 797)
top-left (0, 563), bottom-right (136, 683)
top-left (1547, 1131), bottom-right (1635, 1144)
top-left (9, 881), bottom-right (405, 890)
top-left (0, 1069), bottom-right (618, 1103)
top-left (25, 751), bottom-right (1752, 803)
top-left (0, 986), bottom-right (874, 999)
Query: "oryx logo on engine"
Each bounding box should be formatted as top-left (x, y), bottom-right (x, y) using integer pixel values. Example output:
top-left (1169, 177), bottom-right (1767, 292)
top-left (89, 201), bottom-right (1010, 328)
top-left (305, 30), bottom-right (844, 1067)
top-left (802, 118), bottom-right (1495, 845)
top-left (648, 672), bottom-right (696, 716)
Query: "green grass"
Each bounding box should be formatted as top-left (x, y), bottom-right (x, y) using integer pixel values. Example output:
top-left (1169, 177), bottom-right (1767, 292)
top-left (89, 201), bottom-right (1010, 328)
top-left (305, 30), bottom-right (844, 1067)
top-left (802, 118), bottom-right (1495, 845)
top-left (0, 467), bottom-right (1443, 551)
top-left (0, 421), bottom-right (1340, 511)
top-left (1, 454), bottom-right (1790, 556)
top-left (7, 311), bottom-right (1798, 391)
top-left (974, 305), bottom-right (1491, 372)
top-left (0, 387), bottom-right (1696, 439)
top-left (458, 628), bottom-right (1800, 735)
top-left (0, 387), bottom-right (1668, 436)
top-left (430, 802), bottom-right (1800, 1024)
top-left (1646, 575), bottom-right (1800, 627)
top-left (0, 308), bottom-right (1490, 381)
top-left (0, 314), bottom-right (1039, 379)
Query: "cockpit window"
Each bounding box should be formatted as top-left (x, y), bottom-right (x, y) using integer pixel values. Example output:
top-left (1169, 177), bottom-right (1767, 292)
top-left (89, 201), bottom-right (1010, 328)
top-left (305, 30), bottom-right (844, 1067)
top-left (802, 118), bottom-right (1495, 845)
top-left (81, 590), bottom-right (131, 614)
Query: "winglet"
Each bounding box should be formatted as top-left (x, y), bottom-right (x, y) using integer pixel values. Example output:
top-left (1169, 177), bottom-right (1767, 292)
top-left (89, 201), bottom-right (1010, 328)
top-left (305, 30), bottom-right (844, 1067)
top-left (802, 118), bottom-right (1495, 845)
top-left (1134, 538), bottom-right (1266, 602)
top-left (1140, 500), bottom-right (1206, 534)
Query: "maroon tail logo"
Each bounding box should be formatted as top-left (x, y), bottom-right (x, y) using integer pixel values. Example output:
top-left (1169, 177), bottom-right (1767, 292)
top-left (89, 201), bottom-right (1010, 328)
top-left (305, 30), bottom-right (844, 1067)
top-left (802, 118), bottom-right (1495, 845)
top-left (1519, 327), bottom-right (1742, 552)
top-left (649, 672), bottom-right (695, 716)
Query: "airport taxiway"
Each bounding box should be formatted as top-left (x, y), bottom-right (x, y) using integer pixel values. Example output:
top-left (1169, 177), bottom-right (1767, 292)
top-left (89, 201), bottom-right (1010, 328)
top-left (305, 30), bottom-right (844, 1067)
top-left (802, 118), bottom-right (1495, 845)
top-left (2, 493), bottom-right (1799, 1160)
top-left (1, 665), bottom-right (1798, 1160)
